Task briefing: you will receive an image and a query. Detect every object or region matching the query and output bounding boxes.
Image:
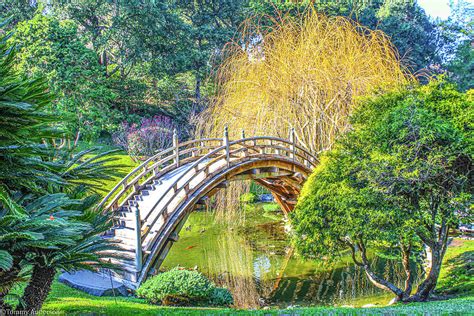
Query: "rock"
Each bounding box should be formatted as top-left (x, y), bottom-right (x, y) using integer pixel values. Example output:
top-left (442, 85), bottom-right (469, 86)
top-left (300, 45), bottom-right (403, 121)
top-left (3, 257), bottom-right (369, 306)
top-left (258, 194), bottom-right (274, 202)
top-left (59, 270), bottom-right (128, 296)
top-left (362, 303), bottom-right (377, 308)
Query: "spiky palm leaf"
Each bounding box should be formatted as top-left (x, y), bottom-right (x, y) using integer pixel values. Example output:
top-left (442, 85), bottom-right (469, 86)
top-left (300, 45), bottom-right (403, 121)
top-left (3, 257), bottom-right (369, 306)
top-left (0, 27), bottom-right (65, 194)
top-left (45, 148), bottom-right (127, 193)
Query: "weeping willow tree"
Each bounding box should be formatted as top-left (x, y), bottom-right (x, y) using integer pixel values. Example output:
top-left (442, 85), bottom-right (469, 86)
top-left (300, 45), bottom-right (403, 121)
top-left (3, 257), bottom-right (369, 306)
top-left (197, 9), bottom-right (412, 216)
top-left (197, 9), bottom-right (411, 153)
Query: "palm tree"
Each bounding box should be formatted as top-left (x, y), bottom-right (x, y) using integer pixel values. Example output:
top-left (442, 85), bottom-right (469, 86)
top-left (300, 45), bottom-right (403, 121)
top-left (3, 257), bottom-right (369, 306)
top-left (15, 192), bottom-right (120, 313)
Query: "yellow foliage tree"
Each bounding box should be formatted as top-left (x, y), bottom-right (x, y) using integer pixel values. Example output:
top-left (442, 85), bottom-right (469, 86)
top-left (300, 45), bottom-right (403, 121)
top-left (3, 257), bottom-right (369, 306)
top-left (197, 9), bottom-right (412, 153)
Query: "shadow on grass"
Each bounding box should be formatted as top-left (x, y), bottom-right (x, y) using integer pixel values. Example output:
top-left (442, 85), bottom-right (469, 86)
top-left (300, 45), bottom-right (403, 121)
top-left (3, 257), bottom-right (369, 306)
top-left (437, 250), bottom-right (473, 296)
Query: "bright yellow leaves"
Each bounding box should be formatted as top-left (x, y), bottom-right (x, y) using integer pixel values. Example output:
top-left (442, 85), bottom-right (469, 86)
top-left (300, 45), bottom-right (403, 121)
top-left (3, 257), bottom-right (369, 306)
top-left (198, 9), bottom-right (412, 153)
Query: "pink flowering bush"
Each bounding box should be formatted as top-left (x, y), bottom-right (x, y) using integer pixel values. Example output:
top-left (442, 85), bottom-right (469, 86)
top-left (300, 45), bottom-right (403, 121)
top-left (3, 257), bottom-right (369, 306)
top-left (113, 116), bottom-right (177, 158)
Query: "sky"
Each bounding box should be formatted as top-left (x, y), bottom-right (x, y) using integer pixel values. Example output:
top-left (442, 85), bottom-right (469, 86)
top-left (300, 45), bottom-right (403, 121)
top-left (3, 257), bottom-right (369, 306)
top-left (418, 0), bottom-right (452, 19)
top-left (418, 0), bottom-right (473, 19)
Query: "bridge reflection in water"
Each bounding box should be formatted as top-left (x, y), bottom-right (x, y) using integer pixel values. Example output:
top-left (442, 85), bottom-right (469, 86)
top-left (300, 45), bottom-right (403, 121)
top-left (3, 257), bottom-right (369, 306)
top-left (99, 127), bottom-right (318, 289)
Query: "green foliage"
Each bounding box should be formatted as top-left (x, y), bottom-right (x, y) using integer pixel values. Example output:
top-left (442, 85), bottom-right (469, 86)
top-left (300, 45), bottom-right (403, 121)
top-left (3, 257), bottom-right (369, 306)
top-left (137, 268), bottom-right (232, 307)
top-left (0, 26), bottom-right (121, 311)
top-left (209, 287), bottom-right (233, 307)
top-left (373, 0), bottom-right (438, 70)
top-left (0, 250), bottom-right (13, 271)
top-left (137, 268), bottom-right (214, 304)
top-left (438, 1), bottom-right (473, 90)
top-left (0, 1), bottom-right (36, 30)
top-left (448, 40), bottom-right (474, 91)
top-left (240, 192), bottom-right (257, 204)
top-left (292, 80), bottom-right (472, 298)
top-left (262, 203), bottom-right (280, 213)
top-left (10, 13), bottom-right (116, 140)
top-left (0, 26), bottom-right (65, 193)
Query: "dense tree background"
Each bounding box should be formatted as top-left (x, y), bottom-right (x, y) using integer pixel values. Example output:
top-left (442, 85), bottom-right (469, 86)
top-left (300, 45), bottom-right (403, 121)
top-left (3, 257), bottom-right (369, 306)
top-left (1, 0), bottom-right (472, 142)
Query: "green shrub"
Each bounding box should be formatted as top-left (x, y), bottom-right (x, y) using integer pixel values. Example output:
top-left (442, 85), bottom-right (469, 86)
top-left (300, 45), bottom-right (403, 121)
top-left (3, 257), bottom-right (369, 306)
top-left (136, 268), bottom-right (234, 307)
top-left (240, 192), bottom-right (257, 204)
top-left (209, 287), bottom-right (233, 306)
top-left (136, 268), bottom-right (215, 305)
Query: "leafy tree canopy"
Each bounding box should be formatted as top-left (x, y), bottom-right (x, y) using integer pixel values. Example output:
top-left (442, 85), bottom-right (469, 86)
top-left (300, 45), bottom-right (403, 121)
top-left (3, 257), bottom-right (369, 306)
top-left (9, 12), bottom-right (116, 140)
top-left (291, 81), bottom-right (473, 302)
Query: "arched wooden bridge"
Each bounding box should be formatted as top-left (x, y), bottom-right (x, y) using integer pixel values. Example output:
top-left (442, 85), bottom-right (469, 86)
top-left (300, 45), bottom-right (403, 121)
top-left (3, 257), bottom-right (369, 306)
top-left (99, 128), bottom-right (318, 289)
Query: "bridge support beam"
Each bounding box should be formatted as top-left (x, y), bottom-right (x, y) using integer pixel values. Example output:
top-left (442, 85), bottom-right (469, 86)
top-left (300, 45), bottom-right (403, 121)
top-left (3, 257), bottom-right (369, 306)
top-left (223, 126), bottom-right (230, 167)
top-left (134, 206), bottom-right (143, 272)
top-left (272, 192), bottom-right (292, 216)
top-left (173, 129), bottom-right (179, 168)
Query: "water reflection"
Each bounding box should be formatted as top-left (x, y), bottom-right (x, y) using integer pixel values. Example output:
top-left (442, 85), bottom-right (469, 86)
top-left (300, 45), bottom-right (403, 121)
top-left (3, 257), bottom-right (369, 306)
top-left (161, 207), bottom-right (414, 308)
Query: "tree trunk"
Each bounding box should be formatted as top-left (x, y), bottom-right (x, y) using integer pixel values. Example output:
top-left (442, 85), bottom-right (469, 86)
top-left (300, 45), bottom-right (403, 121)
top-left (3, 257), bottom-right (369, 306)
top-left (355, 239), bottom-right (406, 300)
top-left (406, 219), bottom-right (450, 302)
top-left (409, 243), bottom-right (446, 301)
top-left (17, 265), bottom-right (56, 314)
top-left (362, 265), bottom-right (405, 299)
top-left (401, 243), bottom-right (414, 296)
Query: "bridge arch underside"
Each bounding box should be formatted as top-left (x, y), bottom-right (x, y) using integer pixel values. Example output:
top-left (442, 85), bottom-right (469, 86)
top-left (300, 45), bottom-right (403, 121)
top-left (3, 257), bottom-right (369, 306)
top-left (139, 158), bottom-right (310, 284)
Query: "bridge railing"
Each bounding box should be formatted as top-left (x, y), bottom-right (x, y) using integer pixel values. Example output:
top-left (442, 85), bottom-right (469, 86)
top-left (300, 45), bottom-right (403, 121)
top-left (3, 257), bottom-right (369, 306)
top-left (99, 129), bottom-right (318, 216)
top-left (139, 134), bottom-right (317, 239)
top-left (98, 137), bottom-right (222, 212)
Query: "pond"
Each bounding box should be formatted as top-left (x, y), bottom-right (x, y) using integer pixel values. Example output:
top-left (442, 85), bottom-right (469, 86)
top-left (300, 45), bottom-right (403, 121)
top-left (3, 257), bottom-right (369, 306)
top-left (161, 202), bottom-right (409, 308)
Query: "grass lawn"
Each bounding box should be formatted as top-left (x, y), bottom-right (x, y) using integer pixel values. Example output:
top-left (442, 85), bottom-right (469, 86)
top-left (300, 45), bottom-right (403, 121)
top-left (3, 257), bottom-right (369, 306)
top-left (38, 239), bottom-right (474, 315)
top-left (40, 282), bottom-right (474, 315)
top-left (76, 142), bottom-right (138, 196)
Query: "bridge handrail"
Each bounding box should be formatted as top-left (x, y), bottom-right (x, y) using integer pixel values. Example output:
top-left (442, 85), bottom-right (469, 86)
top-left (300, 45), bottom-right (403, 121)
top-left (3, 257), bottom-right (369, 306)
top-left (238, 136), bottom-right (317, 163)
top-left (98, 138), bottom-right (221, 210)
top-left (139, 136), bottom-right (317, 242)
top-left (99, 134), bottom-right (318, 213)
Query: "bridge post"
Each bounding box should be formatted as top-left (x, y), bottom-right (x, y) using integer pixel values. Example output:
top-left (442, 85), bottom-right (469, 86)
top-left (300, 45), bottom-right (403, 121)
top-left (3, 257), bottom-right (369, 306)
top-left (173, 129), bottom-right (179, 168)
top-left (289, 127), bottom-right (295, 161)
top-left (240, 129), bottom-right (246, 157)
top-left (134, 206), bottom-right (143, 272)
top-left (223, 126), bottom-right (230, 167)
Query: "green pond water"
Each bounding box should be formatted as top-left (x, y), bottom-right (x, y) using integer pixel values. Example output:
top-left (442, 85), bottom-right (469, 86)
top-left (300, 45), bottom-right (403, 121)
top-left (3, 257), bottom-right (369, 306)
top-left (162, 203), bottom-right (406, 308)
